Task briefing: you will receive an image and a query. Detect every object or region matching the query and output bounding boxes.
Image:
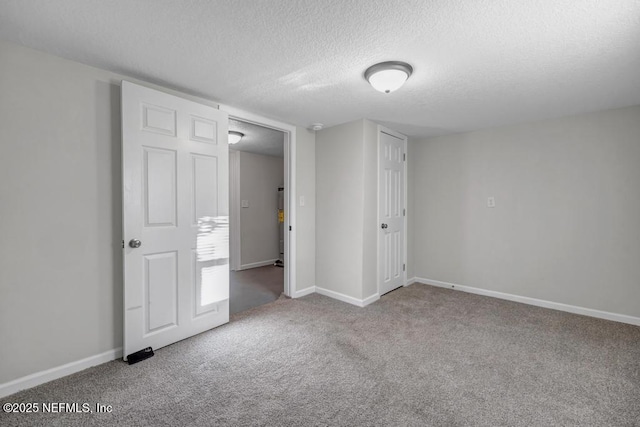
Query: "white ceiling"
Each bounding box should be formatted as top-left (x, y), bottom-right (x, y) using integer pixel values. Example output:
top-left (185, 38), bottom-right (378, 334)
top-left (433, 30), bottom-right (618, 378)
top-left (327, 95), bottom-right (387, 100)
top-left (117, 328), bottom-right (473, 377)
top-left (229, 119), bottom-right (284, 158)
top-left (1, 0), bottom-right (639, 138)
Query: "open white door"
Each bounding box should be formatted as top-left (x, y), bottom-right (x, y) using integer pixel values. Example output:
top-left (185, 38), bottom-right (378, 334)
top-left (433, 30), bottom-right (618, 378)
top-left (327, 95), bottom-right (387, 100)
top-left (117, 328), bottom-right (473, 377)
top-left (378, 129), bottom-right (406, 295)
top-left (122, 81), bottom-right (229, 360)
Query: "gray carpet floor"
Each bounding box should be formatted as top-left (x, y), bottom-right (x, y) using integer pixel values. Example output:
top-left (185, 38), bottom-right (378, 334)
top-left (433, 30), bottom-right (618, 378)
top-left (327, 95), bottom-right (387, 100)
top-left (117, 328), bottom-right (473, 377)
top-left (2, 284), bottom-right (639, 426)
top-left (230, 265), bottom-right (284, 315)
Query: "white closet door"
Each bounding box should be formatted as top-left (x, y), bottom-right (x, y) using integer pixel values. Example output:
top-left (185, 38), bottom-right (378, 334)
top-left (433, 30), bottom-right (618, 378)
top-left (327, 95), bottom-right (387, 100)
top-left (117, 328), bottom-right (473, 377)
top-left (378, 130), bottom-right (405, 295)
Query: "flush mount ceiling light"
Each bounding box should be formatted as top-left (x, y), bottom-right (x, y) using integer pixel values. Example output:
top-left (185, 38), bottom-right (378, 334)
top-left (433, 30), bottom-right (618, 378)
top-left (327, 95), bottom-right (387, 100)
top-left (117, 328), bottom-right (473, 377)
top-left (364, 61), bottom-right (413, 93)
top-left (228, 130), bottom-right (244, 144)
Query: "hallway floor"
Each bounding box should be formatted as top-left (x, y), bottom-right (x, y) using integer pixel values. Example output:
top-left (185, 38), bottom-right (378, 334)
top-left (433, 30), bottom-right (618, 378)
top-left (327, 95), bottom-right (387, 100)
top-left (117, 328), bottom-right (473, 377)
top-left (230, 265), bottom-right (284, 315)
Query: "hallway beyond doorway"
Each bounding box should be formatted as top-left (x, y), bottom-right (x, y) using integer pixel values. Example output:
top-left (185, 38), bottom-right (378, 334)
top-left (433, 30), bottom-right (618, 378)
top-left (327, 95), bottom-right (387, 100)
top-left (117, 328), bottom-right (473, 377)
top-left (230, 265), bottom-right (284, 315)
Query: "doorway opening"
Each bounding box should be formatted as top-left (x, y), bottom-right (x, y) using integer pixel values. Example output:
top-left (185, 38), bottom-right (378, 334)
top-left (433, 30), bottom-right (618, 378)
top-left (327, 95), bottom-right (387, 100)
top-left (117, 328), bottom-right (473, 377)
top-left (227, 118), bottom-right (289, 315)
top-left (219, 105), bottom-right (303, 310)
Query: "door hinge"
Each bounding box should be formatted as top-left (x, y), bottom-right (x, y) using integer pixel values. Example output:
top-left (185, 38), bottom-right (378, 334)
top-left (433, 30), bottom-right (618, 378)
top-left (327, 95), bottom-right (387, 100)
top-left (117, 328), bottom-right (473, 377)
top-left (403, 208), bottom-right (406, 216)
top-left (289, 226), bottom-right (292, 231)
top-left (403, 153), bottom-right (406, 161)
top-left (122, 240), bottom-right (125, 249)
top-left (403, 264), bottom-right (406, 271)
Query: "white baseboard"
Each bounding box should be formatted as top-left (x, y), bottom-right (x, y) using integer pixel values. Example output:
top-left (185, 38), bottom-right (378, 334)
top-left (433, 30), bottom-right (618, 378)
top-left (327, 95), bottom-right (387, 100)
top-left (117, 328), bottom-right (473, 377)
top-left (415, 277), bottom-right (640, 327)
top-left (292, 286), bottom-right (316, 298)
top-left (362, 293), bottom-right (380, 307)
top-left (239, 259), bottom-right (279, 270)
top-left (405, 277), bottom-right (417, 286)
top-left (0, 347), bottom-right (123, 399)
top-left (315, 287), bottom-right (379, 308)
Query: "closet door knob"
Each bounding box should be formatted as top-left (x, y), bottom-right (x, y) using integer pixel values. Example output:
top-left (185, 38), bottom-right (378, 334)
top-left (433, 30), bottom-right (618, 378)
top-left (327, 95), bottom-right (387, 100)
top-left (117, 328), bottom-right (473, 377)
top-left (381, 223), bottom-right (388, 229)
top-left (129, 239), bottom-right (142, 249)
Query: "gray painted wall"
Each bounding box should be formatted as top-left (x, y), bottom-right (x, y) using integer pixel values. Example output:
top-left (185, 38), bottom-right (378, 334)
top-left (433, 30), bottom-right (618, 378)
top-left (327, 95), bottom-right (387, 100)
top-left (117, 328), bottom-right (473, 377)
top-left (410, 106), bottom-right (640, 318)
top-left (0, 40), bottom-right (126, 384)
top-left (406, 138), bottom-right (416, 280)
top-left (238, 151), bottom-right (283, 267)
top-left (0, 40), bottom-right (317, 384)
top-left (315, 119), bottom-right (381, 301)
top-left (295, 128), bottom-right (316, 292)
top-left (316, 120), bottom-right (365, 299)
top-left (362, 119), bottom-right (379, 299)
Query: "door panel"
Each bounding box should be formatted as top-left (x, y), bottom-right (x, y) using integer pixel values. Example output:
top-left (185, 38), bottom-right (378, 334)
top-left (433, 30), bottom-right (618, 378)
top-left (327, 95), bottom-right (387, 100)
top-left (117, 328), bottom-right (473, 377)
top-left (192, 155), bottom-right (218, 221)
top-left (122, 81), bottom-right (229, 360)
top-left (142, 104), bottom-right (177, 136)
top-left (144, 251), bottom-right (178, 333)
top-left (379, 130), bottom-right (405, 295)
top-left (190, 116), bottom-right (217, 143)
top-left (144, 147), bottom-right (177, 227)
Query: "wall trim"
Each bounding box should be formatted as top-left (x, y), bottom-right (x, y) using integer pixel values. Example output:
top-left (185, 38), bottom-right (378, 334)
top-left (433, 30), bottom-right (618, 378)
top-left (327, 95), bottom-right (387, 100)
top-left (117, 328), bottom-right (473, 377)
top-left (415, 278), bottom-right (640, 327)
top-left (292, 286), bottom-right (316, 298)
top-left (362, 293), bottom-right (380, 307)
top-left (229, 149), bottom-right (241, 271)
top-left (238, 259), bottom-right (279, 271)
top-left (316, 287), bottom-right (363, 307)
top-left (316, 287), bottom-right (379, 307)
top-left (0, 347), bottom-right (123, 399)
top-left (405, 277), bottom-right (417, 286)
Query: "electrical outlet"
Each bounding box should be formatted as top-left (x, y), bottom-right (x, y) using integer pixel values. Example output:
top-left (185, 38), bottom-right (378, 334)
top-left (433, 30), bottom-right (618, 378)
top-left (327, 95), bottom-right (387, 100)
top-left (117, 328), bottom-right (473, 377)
top-left (487, 197), bottom-right (495, 208)
top-left (299, 196), bottom-right (305, 207)
top-left (241, 200), bottom-right (249, 208)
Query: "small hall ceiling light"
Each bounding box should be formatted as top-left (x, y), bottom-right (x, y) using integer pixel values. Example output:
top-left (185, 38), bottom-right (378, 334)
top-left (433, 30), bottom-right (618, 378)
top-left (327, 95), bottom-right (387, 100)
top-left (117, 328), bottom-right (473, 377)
top-left (228, 130), bottom-right (244, 144)
top-left (364, 61), bottom-right (413, 93)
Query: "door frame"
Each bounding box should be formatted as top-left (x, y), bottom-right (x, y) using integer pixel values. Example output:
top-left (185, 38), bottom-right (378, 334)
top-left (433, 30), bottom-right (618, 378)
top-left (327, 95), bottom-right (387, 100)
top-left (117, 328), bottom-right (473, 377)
top-left (229, 149), bottom-right (241, 271)
top-left (219, 104), bottom-right (296, 297)
top-left (376, 124), bottom-right (408, 296)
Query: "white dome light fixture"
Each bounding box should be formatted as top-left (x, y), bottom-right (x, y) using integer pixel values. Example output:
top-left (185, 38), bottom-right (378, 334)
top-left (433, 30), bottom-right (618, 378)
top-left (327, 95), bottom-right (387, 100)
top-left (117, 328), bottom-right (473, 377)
top-left (364, 61), bottom-right (413, 94)
top-left (228, 130), bottom-right (244, 145)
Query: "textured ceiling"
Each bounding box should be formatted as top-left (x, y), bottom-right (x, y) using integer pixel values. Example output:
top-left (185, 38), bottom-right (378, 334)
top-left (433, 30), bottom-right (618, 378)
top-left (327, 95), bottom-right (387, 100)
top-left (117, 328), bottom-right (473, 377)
top-left (229, 119), bottom-right (284, 158)
top-left (1, 0), bottom-right (639, 137)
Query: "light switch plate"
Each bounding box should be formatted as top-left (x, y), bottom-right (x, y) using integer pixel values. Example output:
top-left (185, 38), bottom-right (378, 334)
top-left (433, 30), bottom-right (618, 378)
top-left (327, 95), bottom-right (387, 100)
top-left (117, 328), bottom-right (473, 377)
top-left (487, 197), bottom-right (495, 208)
top-left (241, 200), bottom-right (249, 208)
top-left (299, 196), bottom-right (305, 207)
